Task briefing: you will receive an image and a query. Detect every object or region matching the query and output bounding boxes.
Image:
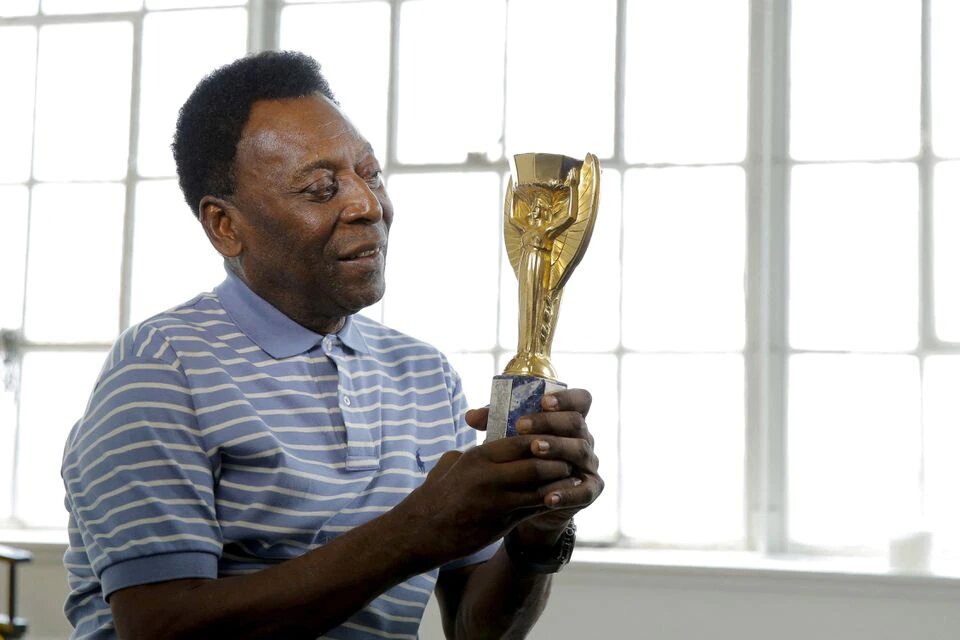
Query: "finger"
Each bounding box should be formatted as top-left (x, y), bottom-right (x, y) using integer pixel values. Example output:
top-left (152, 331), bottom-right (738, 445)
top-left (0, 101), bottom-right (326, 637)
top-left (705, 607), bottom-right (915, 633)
top-left (493, 458), bottom-right (574, 487)
top-left (526, 436), bottom-right (599, 474)
top-left (541, 388), bottom-right (592, 417)
top-left (516, 411), bottom-right (593, 447)
top-left (477, 433), bottom-right (545, 462)
top-left (465, 407), bottom-right (489, 431)
top-left (540, 473), bottom-right (604, 509)
top-left (532, 476), bottom-right (584, 507)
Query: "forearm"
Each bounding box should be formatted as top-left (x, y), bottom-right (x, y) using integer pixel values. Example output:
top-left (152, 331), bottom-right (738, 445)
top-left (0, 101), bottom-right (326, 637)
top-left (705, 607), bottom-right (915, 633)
top-left (114, 504), bottom-right (435, 640)
top-left (452, 548), bottom-right (553, 640)
top-left (451, 527), bottom-right (563, 640)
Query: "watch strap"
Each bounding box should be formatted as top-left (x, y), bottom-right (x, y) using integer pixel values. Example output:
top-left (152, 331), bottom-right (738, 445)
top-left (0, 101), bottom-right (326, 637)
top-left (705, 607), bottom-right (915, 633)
top-left (504, 521), bottom-right (576, 574)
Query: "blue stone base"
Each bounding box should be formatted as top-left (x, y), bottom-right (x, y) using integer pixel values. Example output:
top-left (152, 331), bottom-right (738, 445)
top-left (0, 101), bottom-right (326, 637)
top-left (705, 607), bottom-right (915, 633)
top-left (484, 374), bottom-right (567, 442)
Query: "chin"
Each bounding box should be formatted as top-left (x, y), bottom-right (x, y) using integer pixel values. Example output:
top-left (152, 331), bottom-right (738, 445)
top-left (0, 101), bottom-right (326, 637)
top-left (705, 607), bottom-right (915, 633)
top-left (339, 282), bottom-right (386, 314)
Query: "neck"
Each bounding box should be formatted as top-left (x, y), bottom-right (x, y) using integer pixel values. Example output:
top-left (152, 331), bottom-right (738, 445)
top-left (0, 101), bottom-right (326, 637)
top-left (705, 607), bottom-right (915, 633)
top-left (231, 265), bottom-right (346, 335)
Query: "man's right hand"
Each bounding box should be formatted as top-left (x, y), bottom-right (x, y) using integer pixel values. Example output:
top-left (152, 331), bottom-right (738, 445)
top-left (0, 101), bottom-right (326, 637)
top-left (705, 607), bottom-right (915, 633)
top-left (397, 435), bottom-right (574, 566)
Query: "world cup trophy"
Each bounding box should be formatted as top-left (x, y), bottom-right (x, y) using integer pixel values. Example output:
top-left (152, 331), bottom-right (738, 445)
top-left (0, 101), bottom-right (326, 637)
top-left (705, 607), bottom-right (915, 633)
top-left (485, 152), bottom-right (601, 442)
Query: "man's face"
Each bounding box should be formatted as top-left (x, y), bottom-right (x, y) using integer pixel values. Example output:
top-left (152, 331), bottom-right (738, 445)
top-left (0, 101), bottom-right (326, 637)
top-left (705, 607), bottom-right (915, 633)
top-left (226, 94), bottom-right (392, 324)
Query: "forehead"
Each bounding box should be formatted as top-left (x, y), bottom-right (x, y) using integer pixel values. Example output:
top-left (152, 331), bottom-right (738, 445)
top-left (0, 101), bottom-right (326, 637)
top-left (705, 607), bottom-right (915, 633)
top-left (237, 94), bottom-right (369, 174)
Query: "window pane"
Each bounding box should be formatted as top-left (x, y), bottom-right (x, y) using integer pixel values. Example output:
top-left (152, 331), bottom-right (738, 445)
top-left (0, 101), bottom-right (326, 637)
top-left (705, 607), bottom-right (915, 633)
top-left (17, 350), bottom-right (107, 528)
top-left (445, 352), bottom-right (494, 418)
top-left (24, 184), bottom-right (125, 342)
top-left (42, 0), bottom-right (141, 12)
top-left (281, 2), bottom-right (391, 163)
top-left (621, 354), bottom-right (744, 546)
top-left (622, 166), bottom-right (746, 352)
top-left (138, 8), bottom-right (248, 177)
top-left (382, 173), bottom-right (500, 354)
top-left (932, 0), bottom-right (960, 157)
top-left (505, 0), bottom-right (616, 159)
top-left (923, 356), bottom-right (960, 564)
top-left (0, 379), bottom-right (15, 521)
top-left (790, 163), bottom-right (918, 350)
top-left (624, 0), bottom-right (748, 164)
top-left (552, 353), bottom-right (618, 542)
top-left (34, 22), bottom-right (133, 181)
top-left (552, 170), bottom-right (621, 352)
top-left (0, 187), bottom-right (29, 330)
top-left (0, 27), bottom-right (37, 183)
top-left (788, 354), bottom-right (921, 550)
top-left (147, 0), bottom-right (245, 8)
top-left (396, 0), bottom-right (505, 164)
top-left (934, 161), bottom-right (960, 341)
top-left (791, 0), bottom-right (920, 160)
top-left (130, 180), bottom-right (224, 324)
top-left (0, 0), bottom-right (38, 16)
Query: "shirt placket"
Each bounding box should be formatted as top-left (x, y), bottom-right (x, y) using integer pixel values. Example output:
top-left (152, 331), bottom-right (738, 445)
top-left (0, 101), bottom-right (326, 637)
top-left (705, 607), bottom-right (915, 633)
top-left (322, 334), bottom-right (380, 471)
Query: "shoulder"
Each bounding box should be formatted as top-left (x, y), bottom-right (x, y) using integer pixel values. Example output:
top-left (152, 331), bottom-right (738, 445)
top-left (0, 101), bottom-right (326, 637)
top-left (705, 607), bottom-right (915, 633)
top-left (102, 292), bottom-right (233, 372)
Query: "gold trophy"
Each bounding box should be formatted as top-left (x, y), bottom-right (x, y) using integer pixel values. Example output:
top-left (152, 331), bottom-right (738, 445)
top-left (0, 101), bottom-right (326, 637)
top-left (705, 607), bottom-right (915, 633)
top-left (486, 152), bottom-right (601, 441)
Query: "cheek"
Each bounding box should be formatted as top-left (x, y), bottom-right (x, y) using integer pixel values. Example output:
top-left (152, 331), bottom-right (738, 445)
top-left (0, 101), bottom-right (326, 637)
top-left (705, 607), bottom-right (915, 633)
top-left (379, 193), bottom-right (395, 227)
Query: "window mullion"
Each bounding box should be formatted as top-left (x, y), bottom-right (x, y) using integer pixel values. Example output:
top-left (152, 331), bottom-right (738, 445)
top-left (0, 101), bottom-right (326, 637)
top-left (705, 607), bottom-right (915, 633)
top-left (918, 0), bottom-right (935, 532)
top-left (919, 0), bottom-right (935, 351)
top-left (119, 12), bottom-right (143, 332)
top-left (745, 0), bottom-right (790, 554)
top-left (248, 0), bottom-right (281, 54)
top-left (386, 0), bottom-right (401, 170)
top-left (612, 0), bottom-right (628, 546)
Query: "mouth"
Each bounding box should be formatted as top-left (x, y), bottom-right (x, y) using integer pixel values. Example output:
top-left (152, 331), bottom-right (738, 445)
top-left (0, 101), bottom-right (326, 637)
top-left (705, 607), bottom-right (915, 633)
top-left (339, 245), bottom-right (384, 261)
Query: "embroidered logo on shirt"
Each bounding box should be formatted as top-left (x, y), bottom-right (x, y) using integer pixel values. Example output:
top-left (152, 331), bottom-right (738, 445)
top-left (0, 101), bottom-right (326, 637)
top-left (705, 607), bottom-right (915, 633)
top-left (415, 449), bottom-right (425, 473)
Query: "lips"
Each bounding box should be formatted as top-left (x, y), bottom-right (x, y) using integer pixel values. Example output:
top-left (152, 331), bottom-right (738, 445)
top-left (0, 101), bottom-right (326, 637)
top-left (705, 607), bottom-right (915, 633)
top-left (339, 242), bottom-right (384, 261)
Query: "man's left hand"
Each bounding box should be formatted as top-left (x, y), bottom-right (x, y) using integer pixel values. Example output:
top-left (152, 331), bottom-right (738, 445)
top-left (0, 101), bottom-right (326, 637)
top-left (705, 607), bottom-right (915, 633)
top-left (464, 388), bottom-right (603, 545)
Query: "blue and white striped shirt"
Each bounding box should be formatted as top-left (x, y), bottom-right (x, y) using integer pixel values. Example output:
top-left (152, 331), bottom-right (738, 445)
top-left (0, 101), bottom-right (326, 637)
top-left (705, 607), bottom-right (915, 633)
top-left (61, 271), bottom-right (493, 639)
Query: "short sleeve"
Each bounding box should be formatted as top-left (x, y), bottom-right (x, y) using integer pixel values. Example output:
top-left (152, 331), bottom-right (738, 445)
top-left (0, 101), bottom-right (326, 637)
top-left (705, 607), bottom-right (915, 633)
top-left (62, 353), bottom-right (222, 599)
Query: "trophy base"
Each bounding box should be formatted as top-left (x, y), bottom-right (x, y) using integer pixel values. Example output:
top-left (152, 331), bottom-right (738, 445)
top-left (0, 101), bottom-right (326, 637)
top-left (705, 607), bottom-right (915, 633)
top-left (484, 374), bottom-right (567, 442)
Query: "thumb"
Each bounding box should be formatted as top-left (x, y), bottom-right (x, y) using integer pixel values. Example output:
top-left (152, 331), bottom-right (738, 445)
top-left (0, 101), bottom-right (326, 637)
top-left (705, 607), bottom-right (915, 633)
top-left (465, 407), bottom-right (489, 431)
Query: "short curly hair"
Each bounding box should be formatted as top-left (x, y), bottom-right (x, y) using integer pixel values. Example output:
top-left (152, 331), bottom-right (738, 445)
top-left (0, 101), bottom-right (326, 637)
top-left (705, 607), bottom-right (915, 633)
top-left (172, 50), bottom-right (337, 218)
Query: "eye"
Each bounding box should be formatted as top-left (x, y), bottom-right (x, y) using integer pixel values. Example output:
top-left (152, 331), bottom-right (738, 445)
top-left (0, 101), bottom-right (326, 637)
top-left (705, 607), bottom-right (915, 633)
top-left (364, 169), bottom-right (384, 189)
top-left (304, 180), bottom-right (337, 202)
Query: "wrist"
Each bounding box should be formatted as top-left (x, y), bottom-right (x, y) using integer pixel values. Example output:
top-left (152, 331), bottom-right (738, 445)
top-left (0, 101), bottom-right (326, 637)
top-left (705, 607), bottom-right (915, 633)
top-left (508, 520), bottom-right (568, 549)
top-left (504, 521), bottom-right (576, 575)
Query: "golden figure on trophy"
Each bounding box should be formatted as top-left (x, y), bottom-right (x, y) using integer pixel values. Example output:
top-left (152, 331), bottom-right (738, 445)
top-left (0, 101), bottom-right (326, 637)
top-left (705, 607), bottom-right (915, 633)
top-left (486, 152), bottom-right (601, 441)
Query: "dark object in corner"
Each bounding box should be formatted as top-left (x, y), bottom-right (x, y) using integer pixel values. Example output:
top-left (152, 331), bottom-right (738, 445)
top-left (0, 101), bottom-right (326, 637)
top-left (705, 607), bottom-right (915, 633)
top-left (0, 544), bottom-right (31, 640)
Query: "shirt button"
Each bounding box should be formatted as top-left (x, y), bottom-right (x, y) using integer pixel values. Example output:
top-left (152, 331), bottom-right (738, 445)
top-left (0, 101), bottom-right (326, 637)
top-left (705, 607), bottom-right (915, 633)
top-left (343, 395), bottom-right (351, 406)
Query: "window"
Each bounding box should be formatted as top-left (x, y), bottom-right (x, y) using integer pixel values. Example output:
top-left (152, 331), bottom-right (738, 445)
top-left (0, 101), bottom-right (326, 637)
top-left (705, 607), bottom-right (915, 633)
top-left (2, 0), bottom-right (959, 567)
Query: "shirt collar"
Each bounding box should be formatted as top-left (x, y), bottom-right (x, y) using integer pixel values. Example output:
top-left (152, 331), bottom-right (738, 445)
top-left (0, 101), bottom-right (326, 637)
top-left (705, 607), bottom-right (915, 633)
top-left (215, 270), bottom-right (370, 359)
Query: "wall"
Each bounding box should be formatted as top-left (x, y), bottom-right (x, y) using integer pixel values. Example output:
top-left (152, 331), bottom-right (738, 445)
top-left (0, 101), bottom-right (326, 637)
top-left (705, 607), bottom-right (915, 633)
top-left (5, 544), bottom-right (960, 640)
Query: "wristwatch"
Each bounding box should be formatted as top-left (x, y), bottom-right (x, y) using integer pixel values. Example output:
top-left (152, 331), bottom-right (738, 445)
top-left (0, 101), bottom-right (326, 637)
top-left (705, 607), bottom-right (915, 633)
top-left (504, 521), bottom-right (576, 574)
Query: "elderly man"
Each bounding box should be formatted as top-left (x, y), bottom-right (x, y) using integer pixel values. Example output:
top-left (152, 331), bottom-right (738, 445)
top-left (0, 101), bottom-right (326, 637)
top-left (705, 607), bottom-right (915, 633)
top-left (61, 51), bottom-right (602, 639)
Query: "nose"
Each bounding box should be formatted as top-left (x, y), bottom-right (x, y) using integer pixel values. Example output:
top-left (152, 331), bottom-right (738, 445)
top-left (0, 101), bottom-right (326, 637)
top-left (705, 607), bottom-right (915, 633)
top-left (340, 172), bottom-right (384, 224)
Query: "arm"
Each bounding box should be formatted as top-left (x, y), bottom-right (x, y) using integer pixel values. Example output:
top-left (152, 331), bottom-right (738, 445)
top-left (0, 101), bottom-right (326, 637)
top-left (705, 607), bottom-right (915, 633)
top-left (108, 433), bottom-right (577, 640)
top-left (435, 389), bottom-right (604, 639)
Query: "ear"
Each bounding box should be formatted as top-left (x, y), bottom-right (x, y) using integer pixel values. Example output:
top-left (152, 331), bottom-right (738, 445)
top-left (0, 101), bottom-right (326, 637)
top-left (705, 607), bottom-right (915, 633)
top-left (199, 196), bottom-right (242, 259)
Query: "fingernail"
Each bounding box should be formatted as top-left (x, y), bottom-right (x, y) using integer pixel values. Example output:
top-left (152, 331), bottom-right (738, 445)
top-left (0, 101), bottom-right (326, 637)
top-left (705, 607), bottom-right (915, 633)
top-left (516, 418), bottom-right (532, 433)
top-left (536, 440), bottom-right (550, 453)
top-left (573, 478), bottom-right (583, 486)
top-left (548, 493), bottom-right (561, 506)
top-left (542, 395), bottom-right (558, 410)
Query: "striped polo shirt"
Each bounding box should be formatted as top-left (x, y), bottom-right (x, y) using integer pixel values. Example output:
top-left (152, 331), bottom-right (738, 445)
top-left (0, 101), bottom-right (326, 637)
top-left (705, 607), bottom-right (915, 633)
top-left (61, 270), bottom-right (494, 639)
